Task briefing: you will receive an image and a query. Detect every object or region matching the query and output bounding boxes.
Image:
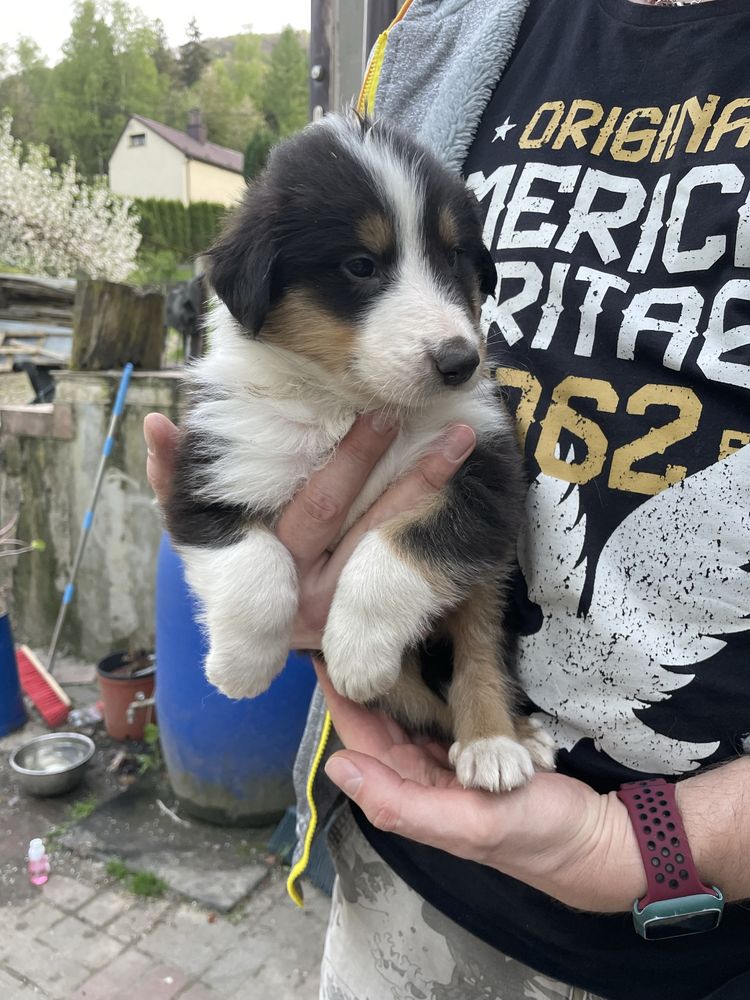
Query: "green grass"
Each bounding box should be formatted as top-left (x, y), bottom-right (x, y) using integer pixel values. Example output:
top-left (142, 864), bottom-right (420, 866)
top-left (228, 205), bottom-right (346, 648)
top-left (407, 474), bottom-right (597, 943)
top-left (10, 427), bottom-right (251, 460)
top-left (137, 723), bottom-right (164, 775)
top-left (105, 858), bottom-right (130, 880)
top-left (106, 857), bottom-right (167, 898)
top-left (129, 872), bottom-right (168, 897)
top-left (67, 795), bottom-right (99, 822)
top-left (46, 794), bottom-right (100, 841)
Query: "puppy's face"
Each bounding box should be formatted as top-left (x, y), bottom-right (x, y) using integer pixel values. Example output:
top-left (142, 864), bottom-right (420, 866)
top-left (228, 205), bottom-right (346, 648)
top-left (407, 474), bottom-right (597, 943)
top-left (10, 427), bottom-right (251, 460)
top-left (207, 115), bottom-right (496, 409)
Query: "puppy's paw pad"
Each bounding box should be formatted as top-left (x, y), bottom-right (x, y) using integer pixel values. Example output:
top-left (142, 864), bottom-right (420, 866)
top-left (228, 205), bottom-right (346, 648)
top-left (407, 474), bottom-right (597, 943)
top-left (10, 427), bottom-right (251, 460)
top-left (450, 736), bottom-right (535, 793)
top-left (517, 717), bottom-right (556, 772)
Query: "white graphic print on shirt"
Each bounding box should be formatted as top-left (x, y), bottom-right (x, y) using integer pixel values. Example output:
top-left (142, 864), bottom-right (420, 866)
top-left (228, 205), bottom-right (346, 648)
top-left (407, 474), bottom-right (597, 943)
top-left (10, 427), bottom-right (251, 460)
top-left (518, 445), bottom-right (750, 773)
top-left (465, 90), bottom-right (750, 777)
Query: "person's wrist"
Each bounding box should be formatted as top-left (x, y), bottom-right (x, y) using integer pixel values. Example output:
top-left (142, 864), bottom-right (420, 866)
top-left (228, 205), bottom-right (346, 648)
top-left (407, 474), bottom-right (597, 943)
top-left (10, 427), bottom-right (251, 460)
top-left (551, 790), bottom-right (646, 911)
top-left (674, 756), bottom-right (750, 900)
top-left (489, 779), bottom-right (647, 912)
top-left (477, 773), bottom-right (646, 913)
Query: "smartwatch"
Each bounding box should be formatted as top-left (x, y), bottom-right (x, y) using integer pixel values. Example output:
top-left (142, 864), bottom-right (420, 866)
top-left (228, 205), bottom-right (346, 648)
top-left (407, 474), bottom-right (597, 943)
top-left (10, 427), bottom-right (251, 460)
top-left (617, 778), bottom-right (724, 941)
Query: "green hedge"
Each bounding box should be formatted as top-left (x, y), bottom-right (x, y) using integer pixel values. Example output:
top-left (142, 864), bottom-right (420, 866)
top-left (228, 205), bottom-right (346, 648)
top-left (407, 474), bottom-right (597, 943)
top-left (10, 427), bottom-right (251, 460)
top-left (133, 198), bottom-right (227, 260)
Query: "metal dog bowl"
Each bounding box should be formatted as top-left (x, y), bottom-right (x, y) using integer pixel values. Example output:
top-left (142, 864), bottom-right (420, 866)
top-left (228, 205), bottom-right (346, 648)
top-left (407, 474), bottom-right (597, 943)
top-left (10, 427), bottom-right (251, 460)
top-left (10, 732), bottom-right (95, 796)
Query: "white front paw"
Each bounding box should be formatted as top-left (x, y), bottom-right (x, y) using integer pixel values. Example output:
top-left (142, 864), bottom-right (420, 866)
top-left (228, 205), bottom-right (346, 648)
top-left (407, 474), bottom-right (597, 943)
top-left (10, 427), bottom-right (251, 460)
top-left (449, 736), bottom-right (535, 792)
top-left (205, 642), bottom-right (288, 700)
top-left (322, 530), bottom-right (440, 703)
top-left (322, 617), bottom-right (402, 703)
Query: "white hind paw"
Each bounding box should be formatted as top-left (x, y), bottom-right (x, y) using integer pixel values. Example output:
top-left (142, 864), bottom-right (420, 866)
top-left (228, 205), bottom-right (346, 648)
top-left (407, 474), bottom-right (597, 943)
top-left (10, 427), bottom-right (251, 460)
top-left (518, 717), bottom-right (557, 771)
top-left (449, 736), bottom-right (535, 793)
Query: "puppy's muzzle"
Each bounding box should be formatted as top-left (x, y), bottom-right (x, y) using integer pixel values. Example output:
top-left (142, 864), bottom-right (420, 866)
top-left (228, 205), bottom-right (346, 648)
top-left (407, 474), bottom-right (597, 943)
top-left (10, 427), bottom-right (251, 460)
top-left (432, 340), bottom-right (480, 387)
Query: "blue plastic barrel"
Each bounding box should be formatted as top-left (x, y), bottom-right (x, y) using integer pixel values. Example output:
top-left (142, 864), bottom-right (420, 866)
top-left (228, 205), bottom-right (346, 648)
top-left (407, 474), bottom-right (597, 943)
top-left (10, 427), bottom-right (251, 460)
top-left (0, 614), bottom-right (27, 737)
top-left (155, 533), bottom-right (316, 826)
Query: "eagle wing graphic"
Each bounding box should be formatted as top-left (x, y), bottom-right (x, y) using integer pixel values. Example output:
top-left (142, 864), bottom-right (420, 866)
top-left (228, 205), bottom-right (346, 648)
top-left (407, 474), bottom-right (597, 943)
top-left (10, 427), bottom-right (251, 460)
top-left (518, 446), bottom-right (750, 774)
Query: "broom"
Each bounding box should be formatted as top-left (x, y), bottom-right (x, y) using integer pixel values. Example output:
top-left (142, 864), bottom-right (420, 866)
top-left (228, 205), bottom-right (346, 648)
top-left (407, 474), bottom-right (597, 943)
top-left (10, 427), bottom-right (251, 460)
top-left (18, 363), bottom-right (134, 727)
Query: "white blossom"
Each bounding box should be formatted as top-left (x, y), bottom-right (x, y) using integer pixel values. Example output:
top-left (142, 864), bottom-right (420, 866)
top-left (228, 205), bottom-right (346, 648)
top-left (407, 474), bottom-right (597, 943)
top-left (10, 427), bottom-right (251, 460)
top-left (0, 116), bottom-right (141, 281)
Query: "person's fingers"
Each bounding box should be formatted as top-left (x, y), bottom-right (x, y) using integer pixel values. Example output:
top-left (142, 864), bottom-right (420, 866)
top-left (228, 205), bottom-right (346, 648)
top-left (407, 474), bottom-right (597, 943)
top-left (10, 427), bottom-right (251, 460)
top-left (322, 423), bottom-right (475, 579)
top-left (276, 413), bottom-right (399, 574)
top-left (324, 750), bottom-right (495, 860)
top-left (144, 413), bottom-right (179, 506)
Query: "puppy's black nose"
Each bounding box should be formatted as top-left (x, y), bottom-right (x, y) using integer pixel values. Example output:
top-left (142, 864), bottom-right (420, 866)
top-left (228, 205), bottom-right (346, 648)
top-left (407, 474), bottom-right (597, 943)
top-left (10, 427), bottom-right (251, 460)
top-left (432, 343), bottom-right (480, 387)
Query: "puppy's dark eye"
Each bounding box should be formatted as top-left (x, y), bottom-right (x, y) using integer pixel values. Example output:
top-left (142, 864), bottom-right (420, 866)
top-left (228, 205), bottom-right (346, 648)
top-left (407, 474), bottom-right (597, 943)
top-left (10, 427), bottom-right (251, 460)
top-left (447, 247), bottom-right (463, 269)
top-left (343, 256), bottom-right (377, 279)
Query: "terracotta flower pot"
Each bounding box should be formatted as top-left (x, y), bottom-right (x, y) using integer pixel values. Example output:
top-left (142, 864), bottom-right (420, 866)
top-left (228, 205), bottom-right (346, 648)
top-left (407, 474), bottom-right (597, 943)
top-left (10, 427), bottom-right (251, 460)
top-left (97, 650), bottom-right (156, 741)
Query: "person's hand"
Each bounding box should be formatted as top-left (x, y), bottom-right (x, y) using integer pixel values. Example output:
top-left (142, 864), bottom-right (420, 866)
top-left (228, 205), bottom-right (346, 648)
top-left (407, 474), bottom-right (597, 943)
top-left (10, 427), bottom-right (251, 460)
top-left (317, 660), bottom-right (646, 913)
top-left (143, 410), bottom-right (476, 648)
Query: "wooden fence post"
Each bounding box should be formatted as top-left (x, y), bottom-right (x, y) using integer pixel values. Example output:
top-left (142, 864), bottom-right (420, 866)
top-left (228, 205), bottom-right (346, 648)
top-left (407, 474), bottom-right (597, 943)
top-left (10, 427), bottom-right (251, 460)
top-left (71, 280), bottom-right (165, 371)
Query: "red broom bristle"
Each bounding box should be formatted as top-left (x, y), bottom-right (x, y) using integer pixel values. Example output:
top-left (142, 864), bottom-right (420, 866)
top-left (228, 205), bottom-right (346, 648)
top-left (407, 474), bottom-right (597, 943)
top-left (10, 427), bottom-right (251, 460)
top-left (16, 646), bottom-right (71, 727)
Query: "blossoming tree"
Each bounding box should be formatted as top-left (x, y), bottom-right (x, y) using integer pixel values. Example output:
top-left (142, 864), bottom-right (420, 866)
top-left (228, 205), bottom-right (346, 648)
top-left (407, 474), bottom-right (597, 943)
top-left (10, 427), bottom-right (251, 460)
top-left (0, 116), bottom-right (141, 281)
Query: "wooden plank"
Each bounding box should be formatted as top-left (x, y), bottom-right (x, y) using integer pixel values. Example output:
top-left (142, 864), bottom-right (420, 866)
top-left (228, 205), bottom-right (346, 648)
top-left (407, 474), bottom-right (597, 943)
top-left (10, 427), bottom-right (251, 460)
top-left (0, 273), bottom-right (76, 302)
top-left (0, 305), bottom-right (74, 324)
top-left (7, 339), bottom-right (67, 361)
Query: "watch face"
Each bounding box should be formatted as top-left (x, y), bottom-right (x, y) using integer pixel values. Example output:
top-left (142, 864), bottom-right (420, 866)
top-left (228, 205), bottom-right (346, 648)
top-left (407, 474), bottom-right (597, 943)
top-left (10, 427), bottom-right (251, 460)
top-left (637, 892), bottom-right (724, 941)
top-left (644, 910), bottom-right (722, 940)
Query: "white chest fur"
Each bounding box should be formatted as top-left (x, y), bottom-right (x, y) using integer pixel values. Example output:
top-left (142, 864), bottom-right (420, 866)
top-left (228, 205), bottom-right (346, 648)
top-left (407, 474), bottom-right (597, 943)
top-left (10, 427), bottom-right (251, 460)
top-left (188, 315), bottom-right (508, 531)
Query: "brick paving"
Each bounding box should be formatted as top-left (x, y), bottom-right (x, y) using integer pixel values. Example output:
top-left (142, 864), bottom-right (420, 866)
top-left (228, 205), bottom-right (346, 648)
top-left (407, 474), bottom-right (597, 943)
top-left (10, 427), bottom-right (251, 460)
top-left (0, 869), bottom-right (330, 1000)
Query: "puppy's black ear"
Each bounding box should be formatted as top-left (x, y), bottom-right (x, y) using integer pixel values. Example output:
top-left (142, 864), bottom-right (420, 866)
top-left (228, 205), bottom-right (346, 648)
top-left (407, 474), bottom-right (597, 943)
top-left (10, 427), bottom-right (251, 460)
top-left (477, 244), bottom-right (497, 298)
top-left (206, 184), bottom-right (277, 335)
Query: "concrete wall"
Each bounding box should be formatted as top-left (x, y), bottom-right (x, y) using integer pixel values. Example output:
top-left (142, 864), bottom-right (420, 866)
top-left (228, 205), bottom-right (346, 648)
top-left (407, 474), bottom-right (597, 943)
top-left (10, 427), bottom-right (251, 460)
top-left (0, 371), bottom-right (181, 662)
top-left (109, 120), bottom-right (187, 204)
top-left (186, 159), bottom-right (246, 208)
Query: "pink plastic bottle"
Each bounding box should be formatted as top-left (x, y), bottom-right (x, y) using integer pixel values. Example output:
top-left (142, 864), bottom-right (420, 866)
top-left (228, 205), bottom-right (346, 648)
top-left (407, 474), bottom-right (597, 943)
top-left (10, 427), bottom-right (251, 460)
top-left (27, 838), bottom-right (50, 886)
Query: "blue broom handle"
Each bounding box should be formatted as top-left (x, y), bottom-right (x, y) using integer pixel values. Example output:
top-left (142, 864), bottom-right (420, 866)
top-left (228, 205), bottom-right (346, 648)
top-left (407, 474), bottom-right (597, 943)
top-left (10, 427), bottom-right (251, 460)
top-left (47, 363), bottom-right (134, 672)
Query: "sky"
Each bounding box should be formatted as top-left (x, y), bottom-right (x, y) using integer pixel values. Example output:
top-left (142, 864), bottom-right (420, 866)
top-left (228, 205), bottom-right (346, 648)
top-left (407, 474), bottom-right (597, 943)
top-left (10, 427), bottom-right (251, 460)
top-left (1, 1), bottom-right (311, 63)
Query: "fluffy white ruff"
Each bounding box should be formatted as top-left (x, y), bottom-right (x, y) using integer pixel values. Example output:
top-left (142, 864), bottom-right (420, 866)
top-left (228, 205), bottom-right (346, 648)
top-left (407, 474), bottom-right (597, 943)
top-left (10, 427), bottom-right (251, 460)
top-left (449, 736), bottom-right (535, 793)
top-left (323, 530), bottom-right (446, 702)
top-left (191, 307), bottom-right (507, 534)
top-left (180, 530), bottom-right (298, 700)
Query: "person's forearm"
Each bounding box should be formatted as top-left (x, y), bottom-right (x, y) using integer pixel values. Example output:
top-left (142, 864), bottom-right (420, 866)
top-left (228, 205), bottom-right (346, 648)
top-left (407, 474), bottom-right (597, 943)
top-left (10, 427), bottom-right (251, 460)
top-left (510, 757), bottom-right (750, 914)
top-left (677, 755), bottom-right (750, 900)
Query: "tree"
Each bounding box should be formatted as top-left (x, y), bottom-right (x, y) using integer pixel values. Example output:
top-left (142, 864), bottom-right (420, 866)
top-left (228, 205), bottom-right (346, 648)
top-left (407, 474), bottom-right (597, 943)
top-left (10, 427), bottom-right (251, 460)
top-left (53, 1), bottom-right (121, 174)
top-left (179, 18), bottom-right (211, 88)
top-left (262, 27), bottom-right (308, 138)
top-left (150, 18), bottom-right (180, 82)
top-left (194, 61), bottom-right (267, 151)
top-left (244, 124), bottom-right (275, 180)
top-left (0, 39), bottom-right (55, 149)
top-left (0, 4), bottom-right (305, 179)
top-left (0, 116), bottom-right (140, 280)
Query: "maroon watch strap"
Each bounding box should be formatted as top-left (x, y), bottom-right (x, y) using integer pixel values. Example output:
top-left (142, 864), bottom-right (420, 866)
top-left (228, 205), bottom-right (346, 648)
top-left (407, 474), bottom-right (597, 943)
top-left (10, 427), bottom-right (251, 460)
top-left (617, 778), bottom-right (714, 907)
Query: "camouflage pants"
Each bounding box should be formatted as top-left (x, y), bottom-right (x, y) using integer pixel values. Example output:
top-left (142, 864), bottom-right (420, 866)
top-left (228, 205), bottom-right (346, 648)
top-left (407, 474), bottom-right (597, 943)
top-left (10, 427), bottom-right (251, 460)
top-left (320, 806), bottom-right (606, 1000)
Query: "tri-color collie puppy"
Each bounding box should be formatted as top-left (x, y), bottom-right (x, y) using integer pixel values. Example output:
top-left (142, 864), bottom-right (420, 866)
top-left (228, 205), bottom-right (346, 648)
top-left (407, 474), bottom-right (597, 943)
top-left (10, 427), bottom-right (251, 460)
top-left (166, 113), bottom-right (555, 792)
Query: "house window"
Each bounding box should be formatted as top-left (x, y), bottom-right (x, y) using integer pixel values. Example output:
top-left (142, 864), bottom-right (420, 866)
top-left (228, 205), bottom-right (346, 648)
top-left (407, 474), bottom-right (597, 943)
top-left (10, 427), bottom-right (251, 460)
top-left (129, 133), bottom-right (146, 147)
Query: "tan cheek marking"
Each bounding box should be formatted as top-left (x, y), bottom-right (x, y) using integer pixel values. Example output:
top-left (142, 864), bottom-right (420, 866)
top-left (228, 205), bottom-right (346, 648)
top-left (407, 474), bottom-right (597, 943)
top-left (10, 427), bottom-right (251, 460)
top-left (262, 289), bottom-right (356, 376)
top-left (438, 207), bottom-right (459, 248)
top-left (357, 212), bottom-right (394, 256)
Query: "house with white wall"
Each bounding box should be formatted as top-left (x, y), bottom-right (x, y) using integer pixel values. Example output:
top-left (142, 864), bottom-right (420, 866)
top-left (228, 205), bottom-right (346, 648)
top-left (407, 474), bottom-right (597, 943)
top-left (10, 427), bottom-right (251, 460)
top-left (108, 111), bottom-right (246, 207)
